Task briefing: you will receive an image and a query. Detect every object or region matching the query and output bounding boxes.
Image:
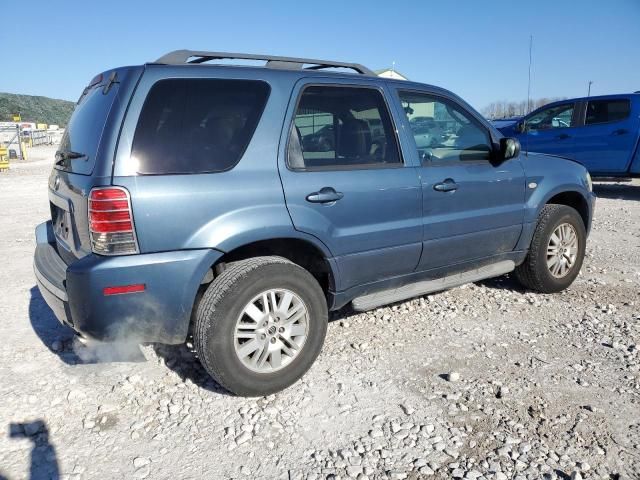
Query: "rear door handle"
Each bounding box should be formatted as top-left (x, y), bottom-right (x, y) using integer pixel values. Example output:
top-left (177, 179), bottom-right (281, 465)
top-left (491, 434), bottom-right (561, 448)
top-left (556, 133), bottom-right (571, 140)
top-left (306, 187), bottom-right (344, 203)
top-left (612, 128), bottom-right (629, 136)
top-left (433, 178), bottom-right (458, 192)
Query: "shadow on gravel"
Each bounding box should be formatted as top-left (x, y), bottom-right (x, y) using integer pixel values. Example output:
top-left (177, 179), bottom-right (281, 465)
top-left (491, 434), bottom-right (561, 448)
top-left (476, 273), bottom-right (527, 292)
top-left (8, 420), bottom-right (59, 480)
top-left (150, 307), bottom-right (359, 396)
top-left (329, 305), bottom-right (358, 323)
top-left (593, 182), bottom-right (640, 201)
top-left (152, 343), bottom-right (233, 396)
top-left (28, 286), bottom-right (145, 365)
top-left (28, 286), bottom-right (79, 365)
top-left (325, 275), bottom-right (527, 320)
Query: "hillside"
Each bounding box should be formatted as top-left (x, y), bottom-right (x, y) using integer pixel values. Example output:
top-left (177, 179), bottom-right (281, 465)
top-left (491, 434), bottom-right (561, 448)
top-left (0, 92), bottom-right (74, 127)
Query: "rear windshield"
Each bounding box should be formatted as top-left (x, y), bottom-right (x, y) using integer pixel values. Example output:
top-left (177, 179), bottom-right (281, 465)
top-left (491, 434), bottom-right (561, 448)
top-left (130, 78), bottom-right (270, 175)
top-left (56, 83), bottom-right (119, 175)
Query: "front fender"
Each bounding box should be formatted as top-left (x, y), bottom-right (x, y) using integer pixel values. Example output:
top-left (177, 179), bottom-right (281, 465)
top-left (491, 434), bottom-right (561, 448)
top-left (524, 182), bottom-right (592, 224)
top-left (516, 153), bottom-right (595, 251)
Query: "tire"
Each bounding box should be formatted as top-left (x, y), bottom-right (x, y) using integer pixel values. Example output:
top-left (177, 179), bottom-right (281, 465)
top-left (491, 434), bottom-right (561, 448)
top-left (193, 256), bottom-right (328, 396)
top-left (514, 204), bottom-right (586, 293)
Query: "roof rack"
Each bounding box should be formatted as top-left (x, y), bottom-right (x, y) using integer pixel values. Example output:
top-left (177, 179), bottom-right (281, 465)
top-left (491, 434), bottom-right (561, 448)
top-left (153, 50), bottom-right (375, 76)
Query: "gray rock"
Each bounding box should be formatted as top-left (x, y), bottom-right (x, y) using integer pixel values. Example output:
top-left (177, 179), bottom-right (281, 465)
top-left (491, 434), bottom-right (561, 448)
top-left (400, 404), bottom-right (414, 415)
top-left (346, 465), bottom-right (363, 477)
top-left (235, 432), bottom-right (252, 446)
top-left (67, 389), bottom-right (86, 401)
top-left (133, 457), bottom-right (150, 468)
top-left (445, 372), bottom-right (461, 382)
top-left (134, 466), bottom-right (150, 479)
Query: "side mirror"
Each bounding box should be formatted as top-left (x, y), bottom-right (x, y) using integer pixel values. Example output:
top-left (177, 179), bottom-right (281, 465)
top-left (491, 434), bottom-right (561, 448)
top-left (499, 137), bottom-right (521, 162)
top-left (515, 121), bottom-right (525, 133)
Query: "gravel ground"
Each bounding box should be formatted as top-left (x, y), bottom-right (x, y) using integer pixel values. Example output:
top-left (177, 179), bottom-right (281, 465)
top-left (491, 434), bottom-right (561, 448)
top-left (1, 146), bottom-right (639, 480)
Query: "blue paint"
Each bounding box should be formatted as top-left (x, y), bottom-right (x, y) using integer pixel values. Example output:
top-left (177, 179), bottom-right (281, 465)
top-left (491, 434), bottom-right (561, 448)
top-left (497, 93), bottom-right (640, 177)
top-left (34, 60), bottom-right (596, 343)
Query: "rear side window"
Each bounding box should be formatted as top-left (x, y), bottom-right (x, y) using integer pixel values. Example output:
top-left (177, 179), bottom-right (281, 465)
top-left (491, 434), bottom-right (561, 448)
top-left (131, 79), bottom-right (270, 175)
top-left (585, 99), bottom-right (630, 125)
top-left (288, 85), bottom-right (400, 170)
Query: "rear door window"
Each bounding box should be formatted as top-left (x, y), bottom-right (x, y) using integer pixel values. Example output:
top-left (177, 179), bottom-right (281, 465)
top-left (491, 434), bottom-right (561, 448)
top-left (131, 79), bottom-right (270, 175)
top-left (288, 85), bottom-right (400, 170)
top-left (585, 99), bottom-right (631, 125)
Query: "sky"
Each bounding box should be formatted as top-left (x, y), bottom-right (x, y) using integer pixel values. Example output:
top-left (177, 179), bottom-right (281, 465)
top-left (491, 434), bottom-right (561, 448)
top-left (2, 0), bottom-right (639, 111)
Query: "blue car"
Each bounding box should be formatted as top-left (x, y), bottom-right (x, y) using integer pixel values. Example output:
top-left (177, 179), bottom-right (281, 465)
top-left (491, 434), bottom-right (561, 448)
top-left (34, 50), bottom-right (595, 395)
top-left (496, 93), bottom-right (640, 177)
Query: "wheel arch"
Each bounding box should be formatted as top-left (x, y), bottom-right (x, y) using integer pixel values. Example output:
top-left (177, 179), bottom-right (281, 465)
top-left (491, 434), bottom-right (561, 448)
top-left (545, 190), bottom-right (590, 230)
top-left (519, 185), bottom-right (592, 253)
top-left (199, 236), bottom-right (338, 297)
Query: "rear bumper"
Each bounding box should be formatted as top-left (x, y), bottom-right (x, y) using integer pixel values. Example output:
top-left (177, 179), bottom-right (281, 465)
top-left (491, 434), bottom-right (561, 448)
top-left (34, 221), bottom-right (222, 344)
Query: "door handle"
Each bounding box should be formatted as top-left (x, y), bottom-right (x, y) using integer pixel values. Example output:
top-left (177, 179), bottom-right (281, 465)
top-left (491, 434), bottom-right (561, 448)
top-left (306, 187), bottom-right (344, 203)
top-left (612, 128), bottom-right (629, 136)
top-left (433, 178), bottom-right (458, 192)
top-left (556, 133), bottom-right (571, 140)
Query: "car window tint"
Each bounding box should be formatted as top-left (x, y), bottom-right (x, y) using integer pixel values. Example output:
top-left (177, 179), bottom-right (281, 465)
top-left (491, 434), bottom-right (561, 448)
top-left (399, 91), bottom-right (492, 163)
top-left (527, 103), bottom-right (574, 130)
top-left (131, 79), bottom-right (270, 175)
top-left (288, 86), bottom-right (400, 170)
top-left (585, 99), bottom-right (631, 125)
top-left (56, 83), bottom-right (119, 175)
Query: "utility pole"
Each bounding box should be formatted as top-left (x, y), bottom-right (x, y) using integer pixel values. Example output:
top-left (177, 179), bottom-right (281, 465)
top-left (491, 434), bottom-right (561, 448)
top-left (15, 124), bottom-right (22, 161)
top-left (587, 80), bottom-right (593, 97)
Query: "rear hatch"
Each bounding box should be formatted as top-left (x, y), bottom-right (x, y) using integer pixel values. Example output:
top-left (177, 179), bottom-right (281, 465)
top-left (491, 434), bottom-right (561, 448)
top-left (49, 66), bottom-right (143, 264)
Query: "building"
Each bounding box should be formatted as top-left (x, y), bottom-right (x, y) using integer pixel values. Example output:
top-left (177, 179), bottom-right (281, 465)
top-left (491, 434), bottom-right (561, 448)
top-left (375, 68), bottom-right (408, 80)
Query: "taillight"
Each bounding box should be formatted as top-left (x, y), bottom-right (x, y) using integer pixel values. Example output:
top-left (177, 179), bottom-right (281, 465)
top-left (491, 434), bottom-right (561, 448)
top-left (89, 187), bottom-right (139, 255)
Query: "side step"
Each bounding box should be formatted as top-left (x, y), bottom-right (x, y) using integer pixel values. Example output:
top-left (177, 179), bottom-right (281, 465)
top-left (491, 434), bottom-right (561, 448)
top-left (351, 260), bottom-right (515, 312)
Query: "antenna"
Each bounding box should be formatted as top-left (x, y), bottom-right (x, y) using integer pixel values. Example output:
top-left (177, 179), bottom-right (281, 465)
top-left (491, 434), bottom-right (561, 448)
top-left (587, 80), bottom-right (593, 97)
top-left (527, 35), bottom-right (533, 115)
top-left (525, 35), bottom-right (533, 157)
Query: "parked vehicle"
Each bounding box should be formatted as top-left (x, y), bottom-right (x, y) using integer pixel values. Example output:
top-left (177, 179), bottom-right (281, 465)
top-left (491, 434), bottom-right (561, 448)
top-left (496, 94), bottom-right (640, 177)
top-left (34, 50), bottom-right (595, 396)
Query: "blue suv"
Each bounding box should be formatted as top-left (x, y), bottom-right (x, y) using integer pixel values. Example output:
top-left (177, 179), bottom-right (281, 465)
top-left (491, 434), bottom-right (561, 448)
top-left (34, 50), bottom-right (596, 396)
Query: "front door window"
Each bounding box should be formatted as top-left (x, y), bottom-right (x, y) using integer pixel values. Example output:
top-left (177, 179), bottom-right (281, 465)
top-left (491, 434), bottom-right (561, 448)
top-left (526, 103), bottom-right (575, 130)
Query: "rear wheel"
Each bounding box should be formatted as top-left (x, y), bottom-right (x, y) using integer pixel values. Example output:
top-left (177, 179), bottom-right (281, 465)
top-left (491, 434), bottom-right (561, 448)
top-left (514, 204), bottom-right (586, 293)
top-left (194, 256), bottom-right (328, 396)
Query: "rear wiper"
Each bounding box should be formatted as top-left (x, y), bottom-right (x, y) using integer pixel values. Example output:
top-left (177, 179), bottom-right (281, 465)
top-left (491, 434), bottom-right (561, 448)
top-left (55, 150), bottom-right (87, 165)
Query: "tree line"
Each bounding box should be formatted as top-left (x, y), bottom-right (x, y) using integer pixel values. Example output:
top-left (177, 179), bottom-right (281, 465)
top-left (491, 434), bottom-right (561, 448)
top-left (482, 97), bottom-right (566, 119)
top-left (0, 92), bottom-right (74, 127)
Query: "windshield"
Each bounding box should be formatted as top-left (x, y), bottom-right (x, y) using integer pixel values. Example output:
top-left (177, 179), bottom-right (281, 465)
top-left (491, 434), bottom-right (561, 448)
top-left (55, 82), bottom-right (119, 175)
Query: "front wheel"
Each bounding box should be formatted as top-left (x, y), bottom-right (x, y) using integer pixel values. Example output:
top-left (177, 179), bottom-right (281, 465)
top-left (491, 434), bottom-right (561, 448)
top-left (193, 256), bottom-right (328, 396)
top-left (514, 204), bottom-right (586, 293)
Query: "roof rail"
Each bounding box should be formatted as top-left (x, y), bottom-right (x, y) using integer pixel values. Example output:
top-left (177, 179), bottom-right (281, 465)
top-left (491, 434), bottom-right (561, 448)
top-left (153, 50), bottom-right (375, 76)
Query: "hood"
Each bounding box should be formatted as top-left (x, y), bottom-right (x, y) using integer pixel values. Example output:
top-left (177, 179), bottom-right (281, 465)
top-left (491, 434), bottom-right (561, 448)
top-left (491, 117), bottom-right (521, 127)
top-left (492, 117), bottom-right (521, 134)
top-left (525, 151), bottom-right (586, 167)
